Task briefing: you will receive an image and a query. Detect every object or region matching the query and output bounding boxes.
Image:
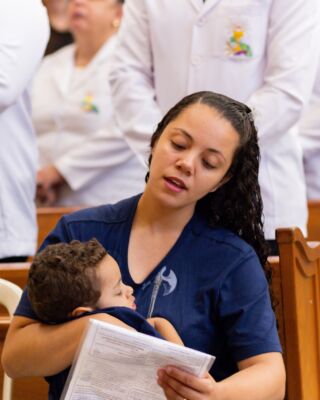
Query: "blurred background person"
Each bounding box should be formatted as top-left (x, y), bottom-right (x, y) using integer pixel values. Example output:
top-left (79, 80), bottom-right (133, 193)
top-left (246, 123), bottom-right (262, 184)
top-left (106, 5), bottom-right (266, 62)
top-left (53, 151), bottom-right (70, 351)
top-left (299, 54), bottom-right (320, 200)
top-left (0, 0), bottom-right (49, 262)
top-left (109, 0), bottom-right (320, 250)
top-left (33, 0), bottom-right (145, 207)
top-left (42, 0), bottom-right (73, 56)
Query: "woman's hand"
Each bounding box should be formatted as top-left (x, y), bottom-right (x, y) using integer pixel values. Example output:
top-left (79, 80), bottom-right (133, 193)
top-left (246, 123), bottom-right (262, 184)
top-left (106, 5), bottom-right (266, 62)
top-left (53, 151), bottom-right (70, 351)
top-left (157, 353), bottom-right (285, 400)
top-left (157, 367), bottom-right (221, 400)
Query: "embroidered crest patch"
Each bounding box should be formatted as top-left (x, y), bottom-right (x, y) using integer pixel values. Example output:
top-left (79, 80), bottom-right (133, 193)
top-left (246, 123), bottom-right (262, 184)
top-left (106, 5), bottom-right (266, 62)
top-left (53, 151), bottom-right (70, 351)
top-left (226, 26), bottom-right (252, 58)
top-left (81, 94), bottom-right (99, 113)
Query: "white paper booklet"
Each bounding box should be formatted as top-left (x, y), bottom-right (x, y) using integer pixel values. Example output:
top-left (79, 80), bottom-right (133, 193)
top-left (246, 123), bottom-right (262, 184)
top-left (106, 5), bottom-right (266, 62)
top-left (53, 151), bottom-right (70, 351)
top-left (61, 318), bottom-right (215, 400)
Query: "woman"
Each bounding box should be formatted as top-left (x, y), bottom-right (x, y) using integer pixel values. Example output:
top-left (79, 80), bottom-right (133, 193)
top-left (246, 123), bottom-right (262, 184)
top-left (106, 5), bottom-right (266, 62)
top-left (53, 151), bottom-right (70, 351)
top-left (2, 92), bottom-right (285, 399)
top-left (34, 0), bottom-right (145, 207)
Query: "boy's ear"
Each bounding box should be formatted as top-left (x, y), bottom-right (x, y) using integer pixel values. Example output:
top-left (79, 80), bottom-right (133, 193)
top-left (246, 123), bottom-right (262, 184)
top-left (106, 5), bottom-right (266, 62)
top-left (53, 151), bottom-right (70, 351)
top-left (70, 306), bottom-right (94, 317)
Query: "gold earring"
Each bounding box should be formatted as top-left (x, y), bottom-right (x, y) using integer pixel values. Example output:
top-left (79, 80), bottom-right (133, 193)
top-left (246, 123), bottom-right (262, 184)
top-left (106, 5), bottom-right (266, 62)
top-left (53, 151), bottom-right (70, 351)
top-left (112, 18), bottom-right (120, 29)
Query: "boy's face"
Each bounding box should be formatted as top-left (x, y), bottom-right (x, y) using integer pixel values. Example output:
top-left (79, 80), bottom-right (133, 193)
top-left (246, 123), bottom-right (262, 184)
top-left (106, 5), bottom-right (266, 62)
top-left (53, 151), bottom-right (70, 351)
top-left (95, 254), bottom-right (136, 310)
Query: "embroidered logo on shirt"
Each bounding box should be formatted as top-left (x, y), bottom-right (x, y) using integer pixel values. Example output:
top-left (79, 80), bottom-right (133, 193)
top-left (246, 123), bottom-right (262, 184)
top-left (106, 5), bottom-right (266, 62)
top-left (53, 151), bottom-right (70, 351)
top-left (159, 266), bottom-right (177, 296)
top-left (146, 266), bottom-right (177, 317)
top-left (81, 94), bottom-right (99, 113)
top-left (226, 26), bottom-right (252, 58)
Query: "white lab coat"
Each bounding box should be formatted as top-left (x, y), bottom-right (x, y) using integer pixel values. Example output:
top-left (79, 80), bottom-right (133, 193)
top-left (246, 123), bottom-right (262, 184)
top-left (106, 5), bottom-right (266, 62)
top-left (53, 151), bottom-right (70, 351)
top-left (298, 55), bottom-right (320, 199)
top-left (32, 37), bottom-right (145, 207)
top-left (0, 0), bottom-right (49, 257)
top-left (110, 0), bottom-right (320, 239)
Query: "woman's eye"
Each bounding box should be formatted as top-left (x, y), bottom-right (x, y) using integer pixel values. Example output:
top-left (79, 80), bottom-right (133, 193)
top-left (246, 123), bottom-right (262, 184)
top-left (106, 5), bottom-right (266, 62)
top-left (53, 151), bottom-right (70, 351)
top-left (171, 140), bottom-right (185, 150)
top-left (202, 159), bottom-right (215, 169)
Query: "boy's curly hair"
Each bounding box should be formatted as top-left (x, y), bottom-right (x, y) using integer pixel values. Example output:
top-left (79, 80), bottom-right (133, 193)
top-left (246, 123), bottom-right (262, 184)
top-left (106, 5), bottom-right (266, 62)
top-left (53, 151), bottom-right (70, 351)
top-left (27, 238), bottom-right (106, 323)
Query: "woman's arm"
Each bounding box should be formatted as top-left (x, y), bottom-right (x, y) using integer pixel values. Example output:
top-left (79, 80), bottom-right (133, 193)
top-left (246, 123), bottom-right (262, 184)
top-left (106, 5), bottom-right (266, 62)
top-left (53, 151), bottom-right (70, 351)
top-left (1, 313), bottom-right (135, 378)
top-left (147, 317), bottom-right (183, 346)
top-left (157, 352), bottom-right (285, 400)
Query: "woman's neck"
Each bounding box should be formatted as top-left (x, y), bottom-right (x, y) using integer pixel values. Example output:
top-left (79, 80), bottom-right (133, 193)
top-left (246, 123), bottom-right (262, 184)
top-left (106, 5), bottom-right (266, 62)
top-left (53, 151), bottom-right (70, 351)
top-left (135, 190), bottom-right (195, 234)
top-left (74, 31), bottom-right (113, 67)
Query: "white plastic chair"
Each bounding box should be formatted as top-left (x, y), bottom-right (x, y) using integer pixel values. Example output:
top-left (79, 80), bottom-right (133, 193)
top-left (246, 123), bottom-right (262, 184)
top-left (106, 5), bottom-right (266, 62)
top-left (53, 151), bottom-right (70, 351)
top-left (0, 278), bottom-right (22, 400)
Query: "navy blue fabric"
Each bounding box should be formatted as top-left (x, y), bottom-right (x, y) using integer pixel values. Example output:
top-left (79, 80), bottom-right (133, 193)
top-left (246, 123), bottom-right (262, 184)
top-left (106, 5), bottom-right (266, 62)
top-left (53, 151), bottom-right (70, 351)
top-left (16, 194), bottom-right (281, 385)
top-left (45, 306), bottom-right (162, 400)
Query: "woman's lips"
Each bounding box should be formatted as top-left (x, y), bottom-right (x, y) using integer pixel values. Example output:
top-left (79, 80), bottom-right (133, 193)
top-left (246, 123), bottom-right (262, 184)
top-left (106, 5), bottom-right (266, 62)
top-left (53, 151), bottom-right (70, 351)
top-left (164, 176), bottom-right (187, 192)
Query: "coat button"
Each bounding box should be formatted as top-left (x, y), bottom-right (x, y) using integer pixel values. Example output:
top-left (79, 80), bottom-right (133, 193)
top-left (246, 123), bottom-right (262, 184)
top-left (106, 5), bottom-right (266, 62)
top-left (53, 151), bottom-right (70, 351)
top-left (197, 18), bottom-right (206, 27)
top-left (191, 57), bottom-right (200, 66)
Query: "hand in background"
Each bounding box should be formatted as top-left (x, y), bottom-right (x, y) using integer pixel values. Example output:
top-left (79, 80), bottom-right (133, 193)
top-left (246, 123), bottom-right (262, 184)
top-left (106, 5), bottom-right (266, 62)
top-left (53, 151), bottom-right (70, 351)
top-left (36, 165), bottom-right (65, 206)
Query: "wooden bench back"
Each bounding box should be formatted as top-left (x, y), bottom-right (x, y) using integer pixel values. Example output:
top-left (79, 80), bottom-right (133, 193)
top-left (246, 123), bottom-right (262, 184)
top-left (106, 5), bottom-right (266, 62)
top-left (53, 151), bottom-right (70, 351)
top-left (36, 206), bottom-right (81, 249)
top-left (0, 262), bottom-right (47, 399)
top-left (275, 228), bottom-right (320, 400)
top-left (308, 200), bottom-right (320, 241)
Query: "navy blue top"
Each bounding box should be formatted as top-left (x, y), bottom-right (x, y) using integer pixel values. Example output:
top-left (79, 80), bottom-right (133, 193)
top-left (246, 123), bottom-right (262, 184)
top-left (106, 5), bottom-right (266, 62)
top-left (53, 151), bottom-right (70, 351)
top-left (45, 307), bottom-right (162, 400)
top-left (16, 194), bottom-right (281, 384)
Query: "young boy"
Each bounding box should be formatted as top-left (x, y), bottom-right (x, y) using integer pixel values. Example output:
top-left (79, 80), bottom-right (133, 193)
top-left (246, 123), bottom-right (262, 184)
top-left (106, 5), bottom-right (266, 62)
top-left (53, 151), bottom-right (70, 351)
top-left (27, 238), bottom-right (182, 399)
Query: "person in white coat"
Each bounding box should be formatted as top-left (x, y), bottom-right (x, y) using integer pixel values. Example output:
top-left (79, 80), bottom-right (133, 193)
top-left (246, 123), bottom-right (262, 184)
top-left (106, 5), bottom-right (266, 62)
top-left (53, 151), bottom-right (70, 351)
top-left (299, 55), bottom-right (320, 200)
top-left (0, 0), bottom-right (49, 261)
top-left (33, 0), bottom-right (145, 207)
top-left (109, 0), bottom-right (320, 246)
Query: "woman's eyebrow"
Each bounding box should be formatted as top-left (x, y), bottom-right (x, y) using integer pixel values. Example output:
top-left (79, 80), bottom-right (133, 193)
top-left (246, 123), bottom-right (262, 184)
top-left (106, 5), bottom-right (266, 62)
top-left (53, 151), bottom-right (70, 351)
top-left (173, 127), bottom-right (226, 162)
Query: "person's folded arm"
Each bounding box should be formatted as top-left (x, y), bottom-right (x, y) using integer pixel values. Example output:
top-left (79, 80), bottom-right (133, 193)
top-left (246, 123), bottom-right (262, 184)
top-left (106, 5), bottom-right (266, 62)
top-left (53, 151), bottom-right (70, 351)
top-left (1, 313), bottom-right (134, 378)
top-left (54, 126), bottom-right (137, 192)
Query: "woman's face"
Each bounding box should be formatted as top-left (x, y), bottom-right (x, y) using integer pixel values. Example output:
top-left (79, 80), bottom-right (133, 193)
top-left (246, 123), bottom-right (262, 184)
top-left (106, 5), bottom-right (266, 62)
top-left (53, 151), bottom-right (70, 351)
top-left (147, 103), bottom-right (240, 212)
top-left (67, 0), bottom-right (121, 36)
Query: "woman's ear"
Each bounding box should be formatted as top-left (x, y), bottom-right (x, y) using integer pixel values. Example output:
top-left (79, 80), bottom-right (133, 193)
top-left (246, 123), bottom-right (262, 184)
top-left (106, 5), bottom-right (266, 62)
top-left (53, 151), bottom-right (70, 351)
top-left (210, 174), bottom-right (232, 193)
top-left (70, 306), bottom-right (94, 317)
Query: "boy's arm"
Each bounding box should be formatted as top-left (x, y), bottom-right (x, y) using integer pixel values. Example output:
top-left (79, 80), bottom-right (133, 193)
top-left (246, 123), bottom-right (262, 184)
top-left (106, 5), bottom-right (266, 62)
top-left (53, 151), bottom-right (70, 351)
top-left (147, 317), bottom-right (183, 346)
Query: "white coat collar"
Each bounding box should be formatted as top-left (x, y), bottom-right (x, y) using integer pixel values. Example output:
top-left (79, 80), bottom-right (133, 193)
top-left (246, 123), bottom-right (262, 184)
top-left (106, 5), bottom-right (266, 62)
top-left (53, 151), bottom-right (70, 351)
top-left (51, 35), bottom-right (117, 96)
top-left (189, 0), bottom-right (223, 17)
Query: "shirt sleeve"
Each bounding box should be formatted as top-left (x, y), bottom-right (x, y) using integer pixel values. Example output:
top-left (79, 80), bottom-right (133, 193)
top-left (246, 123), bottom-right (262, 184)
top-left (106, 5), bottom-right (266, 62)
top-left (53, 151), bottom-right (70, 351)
top-left (54, 126), bottom-right (136, 191)
top-left (247, 0), bottom-right (320, 146)
top-left (109, 0), bottom-right (162, 164)
top-left (0, 0), bottom-right (49, 112)
top-left (298, 53), bottom-right (320, 137)
top-left (218, 250), bottom-right (281, 362)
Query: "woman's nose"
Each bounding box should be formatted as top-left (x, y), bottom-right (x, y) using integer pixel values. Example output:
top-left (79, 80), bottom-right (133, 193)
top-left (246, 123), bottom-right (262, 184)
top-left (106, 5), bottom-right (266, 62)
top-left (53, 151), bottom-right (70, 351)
top-left (175, 155), bottom-right (194, 175)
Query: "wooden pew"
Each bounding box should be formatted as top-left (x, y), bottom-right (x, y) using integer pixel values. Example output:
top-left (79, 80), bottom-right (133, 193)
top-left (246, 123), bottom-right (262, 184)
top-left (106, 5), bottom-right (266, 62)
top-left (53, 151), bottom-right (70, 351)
top-left (0, 263), bottom-right (30, 290)
top-left (37, 206), bottom-right (81, 249)
top-left (273, 227), bottom-right (320, 400)
top-left (0, 263), bottom-right (47, 400)
top-left (308, 200), bottom-right (320, 241)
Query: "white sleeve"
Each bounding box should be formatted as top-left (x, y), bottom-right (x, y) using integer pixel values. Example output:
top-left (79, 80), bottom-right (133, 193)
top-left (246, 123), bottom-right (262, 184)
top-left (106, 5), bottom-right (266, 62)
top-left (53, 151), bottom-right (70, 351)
top-left (54, 125), bottom-right (136, 191)
top-left (109, 0), bottom-right (162, 164)
top-left (247, 0), bottom-right (320, 146)
top-left (0, 0), bottom-right (49, 112)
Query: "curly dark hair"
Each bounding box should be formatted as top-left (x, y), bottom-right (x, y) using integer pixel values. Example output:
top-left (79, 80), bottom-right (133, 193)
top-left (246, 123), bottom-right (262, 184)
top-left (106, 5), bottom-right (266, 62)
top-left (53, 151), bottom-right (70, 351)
top-left (27, 238), bottom-right (107, 323)
top-left (146, 91), bottom-right (270, 271)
